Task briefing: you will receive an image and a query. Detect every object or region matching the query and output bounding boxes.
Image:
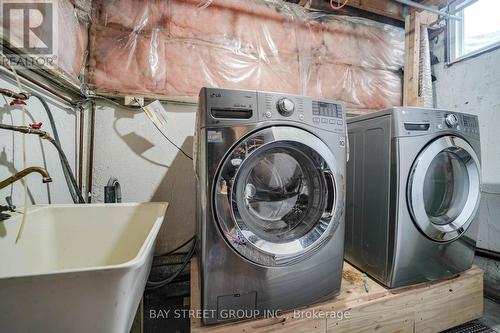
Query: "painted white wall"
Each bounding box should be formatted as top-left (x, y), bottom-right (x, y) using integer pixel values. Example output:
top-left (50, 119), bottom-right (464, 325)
top-left (91, 101), bottom-right (196, 253)
top-left (0, 74), bottom-right (85, 208)
top-left (431, 35), bottom-right (500, 252)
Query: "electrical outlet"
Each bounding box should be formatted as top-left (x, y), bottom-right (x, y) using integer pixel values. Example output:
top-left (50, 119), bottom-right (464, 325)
top-left (124, 96), bottom-right (144, 106)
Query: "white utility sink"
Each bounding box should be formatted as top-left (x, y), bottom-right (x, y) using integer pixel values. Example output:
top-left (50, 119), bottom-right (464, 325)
top-left (0, 202), bottom-right (168, 333)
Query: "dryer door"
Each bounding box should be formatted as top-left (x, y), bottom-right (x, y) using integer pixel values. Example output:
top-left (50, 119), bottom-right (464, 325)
top-left (407, 136), bottom-right (481, 242)
top-left (214, 126), bottom-right (343, 266)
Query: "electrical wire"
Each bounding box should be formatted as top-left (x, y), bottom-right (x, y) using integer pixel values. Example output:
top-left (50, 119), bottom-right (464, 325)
top-left (146, 238), bottom-right (196, 290)
top-left (78, 90), bottom-right (194, 160)
top-left (133, 98), bottom-right (194, 160)
top-left (77, 95), bottom-right (143, 112)
top-left (329, 0), bottom-right (349, 10)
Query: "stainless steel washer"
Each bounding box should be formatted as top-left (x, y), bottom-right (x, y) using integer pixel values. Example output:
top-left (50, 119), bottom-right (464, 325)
top-left (345, 107), bottom-right (481, 288)
top-left (195, 88), bottom-right (347, 324)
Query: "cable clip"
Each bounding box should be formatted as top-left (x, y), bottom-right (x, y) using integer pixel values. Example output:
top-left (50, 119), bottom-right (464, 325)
top-left (9, 98), bottom-right (26, 106)
top-left (29, 122), bottom-right (43, 129)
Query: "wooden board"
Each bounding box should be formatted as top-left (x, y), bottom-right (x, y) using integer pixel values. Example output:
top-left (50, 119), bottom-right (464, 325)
top-left (191, 257), bottom-right (483, 333)
top-left (345, 0), bottom-right (405, 21)
top-left (419, 0), bottom-right (448, 9)
top-left (403, 10), bottom-right (422, 107)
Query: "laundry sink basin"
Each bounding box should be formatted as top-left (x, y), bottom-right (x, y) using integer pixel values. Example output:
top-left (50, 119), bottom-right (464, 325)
top-left (0, 202), bottom-right (167, 333)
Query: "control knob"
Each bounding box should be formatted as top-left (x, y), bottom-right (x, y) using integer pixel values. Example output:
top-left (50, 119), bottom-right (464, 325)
top-left (445, 114), bottom-right (459, 127)
top-left (276, 98), bottom-right (295, 117)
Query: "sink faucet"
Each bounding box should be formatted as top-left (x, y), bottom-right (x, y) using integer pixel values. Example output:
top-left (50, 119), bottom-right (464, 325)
top-left (0, 167), bottom-right (52, 190)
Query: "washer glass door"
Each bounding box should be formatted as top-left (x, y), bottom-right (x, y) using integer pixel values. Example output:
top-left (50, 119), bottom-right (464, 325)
top-left (408, 136), bottom-right (481, 242)
top-left (214, 126), bottom-right (342, 266)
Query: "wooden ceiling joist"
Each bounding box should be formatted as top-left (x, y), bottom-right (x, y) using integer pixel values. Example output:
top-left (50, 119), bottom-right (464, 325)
top-left (418, 0), bottom-right (449, 9)
top-left (344, 0), bottom-right (405, 21)
top-left (340, 0), bottom-right (449, 21)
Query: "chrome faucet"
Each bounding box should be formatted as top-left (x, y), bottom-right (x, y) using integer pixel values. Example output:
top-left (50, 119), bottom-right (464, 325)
top-left (0, 167), bottom-right (52, 190)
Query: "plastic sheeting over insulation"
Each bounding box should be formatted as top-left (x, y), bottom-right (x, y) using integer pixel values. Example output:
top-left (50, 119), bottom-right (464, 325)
top-left (0, 0), bottom-right (89, 84)
top-left (90, 0), bottom-right (405, 110)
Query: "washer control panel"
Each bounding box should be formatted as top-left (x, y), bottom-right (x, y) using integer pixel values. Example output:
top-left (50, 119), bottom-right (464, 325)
top-left (276, 97), bottom-right (295, 116)
top-left (202, 87), bottom-right (345, 134)
top-left (259, 92), bottom-right (345, 134)
top-left (445, 114), bottom-right (459, 127)
top-left (461, 114), bottom-right (480, 134)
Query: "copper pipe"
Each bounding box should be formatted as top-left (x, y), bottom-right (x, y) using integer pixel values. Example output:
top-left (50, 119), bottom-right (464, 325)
top-left (0, 123), bottom-right (85, 203)
top-left (78, 106), bottom-right (84, 190)
top-left (0, 62), bottom-right (80, 105)
top-left (0, 167), bottom-right (52, 190)
top-left (86, 101), bottom-right (96, 203)
top-left (0, 123), bottom-right (50, 138)
top-left (0, 88), bottom-right (30, 100)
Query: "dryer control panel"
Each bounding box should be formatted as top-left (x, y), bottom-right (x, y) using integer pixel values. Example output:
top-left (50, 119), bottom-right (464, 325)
top-left (392, 107), bottom-right (480, 139)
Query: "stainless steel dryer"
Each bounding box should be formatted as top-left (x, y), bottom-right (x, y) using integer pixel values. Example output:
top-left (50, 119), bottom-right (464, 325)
top-left (345, 107), bottom-right (481, 288)
top-left (195, 87), bottom-right (347, 324)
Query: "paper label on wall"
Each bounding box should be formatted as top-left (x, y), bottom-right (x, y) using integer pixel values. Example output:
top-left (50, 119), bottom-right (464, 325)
top-left (143, 100), bottom-right (168, 128)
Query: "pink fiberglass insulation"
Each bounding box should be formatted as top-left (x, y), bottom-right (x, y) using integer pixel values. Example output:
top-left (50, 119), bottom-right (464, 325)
top-left (2, 0), bottom-right (88, 84)
top-left (90, 0), bottom-right (404, 110)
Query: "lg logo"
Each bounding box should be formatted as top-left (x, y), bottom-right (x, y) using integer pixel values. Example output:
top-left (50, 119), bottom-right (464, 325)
top-left (2, 1), bottom-right (54, 55)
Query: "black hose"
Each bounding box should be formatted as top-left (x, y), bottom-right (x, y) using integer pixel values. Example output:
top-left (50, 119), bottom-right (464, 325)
top-left (31, 93), bottom-right (83, 204)
top-left (154, 236), bottom-right (195, 258)
top-left (146, 239), bottom-right (196, 290)
top-left (45, 136), bottom-right (85, 203)
top-left (476, 248), bottom-right (500, 261)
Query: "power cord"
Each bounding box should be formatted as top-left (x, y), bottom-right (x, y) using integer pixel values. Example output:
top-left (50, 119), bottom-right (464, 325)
top-left (132, 97), bottom-right (193, 161)
top-left (76, 86), bottom-right (194, 160)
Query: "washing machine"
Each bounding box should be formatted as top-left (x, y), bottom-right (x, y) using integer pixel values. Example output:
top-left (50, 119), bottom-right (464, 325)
top-left (194, 87), bottom-right (347, 324)
top-left (345, 107), bottom-right (481, 288)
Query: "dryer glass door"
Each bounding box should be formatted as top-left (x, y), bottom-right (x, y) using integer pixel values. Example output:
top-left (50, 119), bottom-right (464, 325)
top-left (408, 136), bottom-right (481, 242)
top-left (214, 126), bottom-right (343, 266)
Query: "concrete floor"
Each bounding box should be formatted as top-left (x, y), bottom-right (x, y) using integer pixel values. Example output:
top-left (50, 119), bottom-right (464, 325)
top-left (480, 298), bottom-right (500, 332)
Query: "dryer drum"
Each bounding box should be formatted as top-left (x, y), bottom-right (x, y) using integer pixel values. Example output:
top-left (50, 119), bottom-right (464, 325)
top-left (407, 136), bottom-right (481, 242)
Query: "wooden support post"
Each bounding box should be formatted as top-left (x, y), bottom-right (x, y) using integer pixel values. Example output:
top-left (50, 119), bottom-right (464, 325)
top-left (419, 10), bottom-right (439, 26)
top-left (404, 10), bottom-right (422, 107)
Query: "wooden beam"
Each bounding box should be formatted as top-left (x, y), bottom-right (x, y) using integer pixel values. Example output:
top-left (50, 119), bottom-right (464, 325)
top-left (345, 0), bottom-right (405, 21)
top-left (403, 10), bottom-right (422, 107)
top-left (419, 0), bottom-right (449, 9)
top-left (419, 10), bottom-right (439, 26)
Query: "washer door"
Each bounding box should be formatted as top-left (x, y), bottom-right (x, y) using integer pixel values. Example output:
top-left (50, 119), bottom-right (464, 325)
top-left (214, 126), bottom-right (342, 266)
top-left (407, 136), bottom-right (481, 242)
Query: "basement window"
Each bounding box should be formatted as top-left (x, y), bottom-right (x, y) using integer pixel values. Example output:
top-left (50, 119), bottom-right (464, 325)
top-left (448, 0), bottom-right (500, 63)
